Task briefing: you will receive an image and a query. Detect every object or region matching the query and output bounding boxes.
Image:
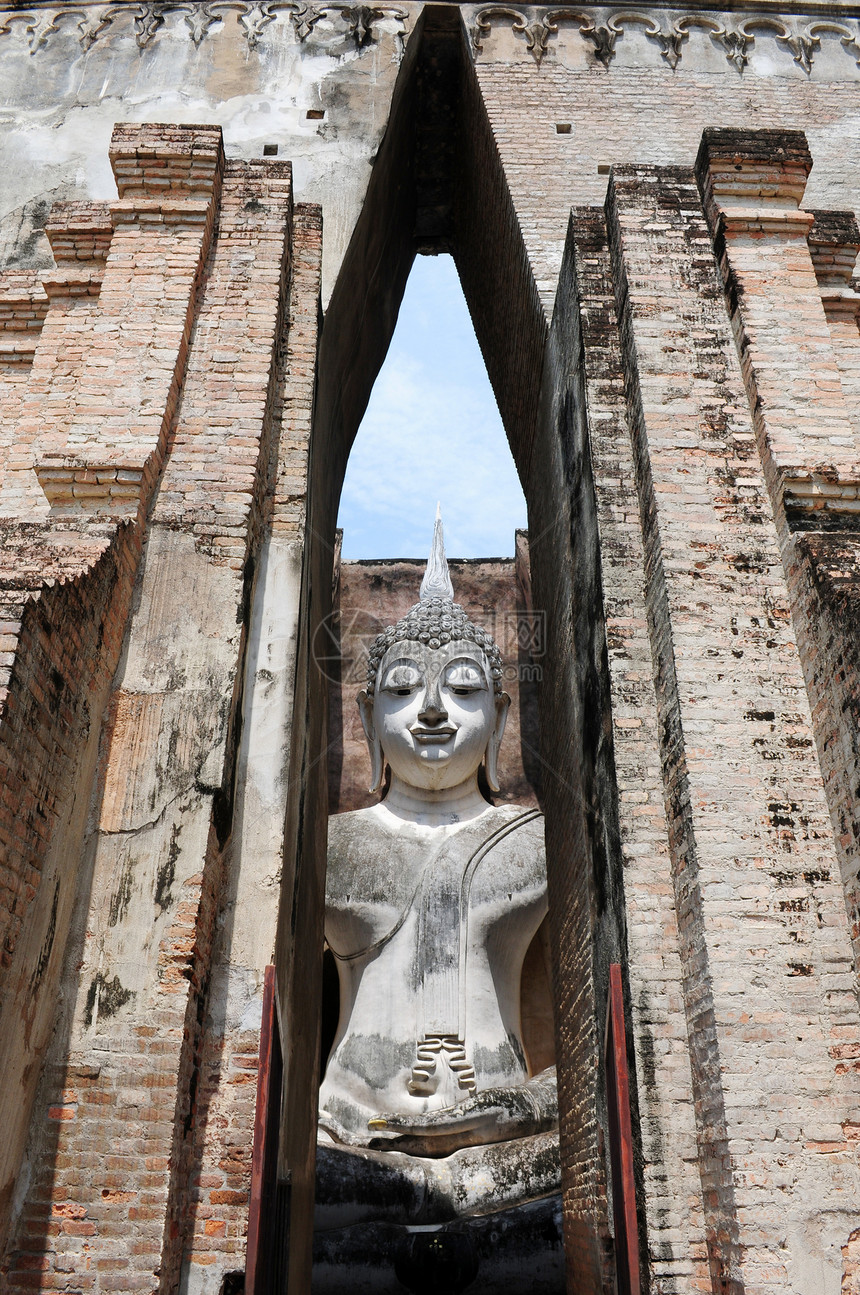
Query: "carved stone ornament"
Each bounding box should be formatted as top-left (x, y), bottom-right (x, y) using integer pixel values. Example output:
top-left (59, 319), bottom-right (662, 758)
top-left (469, 4), bottom-right (860, 74)
top-left (0, 0), bottom-right (409, 55)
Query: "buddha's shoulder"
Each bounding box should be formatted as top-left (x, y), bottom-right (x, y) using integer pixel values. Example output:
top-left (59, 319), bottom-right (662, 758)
top-left (326, 804), bottom-right (404, 865)
top-left (482, 802), bottom-right (545, 857)
top-left (326, 801), bottom-right (543, 853)
top-left (486, 801), bottom-right (543, 829)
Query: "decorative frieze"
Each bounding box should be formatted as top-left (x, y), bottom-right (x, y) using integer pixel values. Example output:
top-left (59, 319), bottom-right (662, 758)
top-left (0, 0), bottom-right (408, 55)
top-left (2, 0), bottom-right (857, 71)
top-left (469, 4), bottom-right (860, 72)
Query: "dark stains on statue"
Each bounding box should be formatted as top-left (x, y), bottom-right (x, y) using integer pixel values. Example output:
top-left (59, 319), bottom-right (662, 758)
top-left (473, 1038), bottom-right (526, 1078)
top-left (334, 1034), bottom-right (415, 1092)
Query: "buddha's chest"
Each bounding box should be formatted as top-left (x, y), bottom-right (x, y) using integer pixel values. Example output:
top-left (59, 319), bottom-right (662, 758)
top-left (324, 810), bottom-right (546, 964)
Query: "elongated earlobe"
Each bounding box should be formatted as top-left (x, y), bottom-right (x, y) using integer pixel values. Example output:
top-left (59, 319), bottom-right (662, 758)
top-left (484, 692), bottom-right (511, 794)
top-left (358, 690), bottom-right (384, 793)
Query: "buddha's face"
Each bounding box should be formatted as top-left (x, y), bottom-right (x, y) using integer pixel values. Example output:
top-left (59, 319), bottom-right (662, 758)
top-left (361, 639), bottom-right (508, 793)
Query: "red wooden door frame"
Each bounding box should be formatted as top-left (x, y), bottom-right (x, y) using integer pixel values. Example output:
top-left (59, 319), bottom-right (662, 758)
top-left (246, 965), bottom-right (281, 1295)
top-left (605, 962), bottom-right (641, 1295)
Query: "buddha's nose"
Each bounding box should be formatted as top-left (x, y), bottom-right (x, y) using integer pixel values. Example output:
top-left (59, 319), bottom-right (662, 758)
top-left (418, 678), bottom-right (447, 725)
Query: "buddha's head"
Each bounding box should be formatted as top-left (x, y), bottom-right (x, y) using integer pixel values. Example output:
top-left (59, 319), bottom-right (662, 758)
top-left (358, 513), bottom-right (511, 796)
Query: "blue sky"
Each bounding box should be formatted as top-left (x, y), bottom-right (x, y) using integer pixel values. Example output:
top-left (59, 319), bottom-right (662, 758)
top-left (336, 254), bottom-right (528, 560)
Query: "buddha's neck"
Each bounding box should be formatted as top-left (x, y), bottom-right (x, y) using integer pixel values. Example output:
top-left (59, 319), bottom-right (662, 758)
top-left (382, 773), bottom-right (491, 827)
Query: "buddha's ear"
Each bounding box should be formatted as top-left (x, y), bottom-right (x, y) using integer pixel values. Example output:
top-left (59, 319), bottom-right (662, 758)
top-left (358, 690), bottom-right (384, 793)
top-left (484, 691), bottom-right (511, 794)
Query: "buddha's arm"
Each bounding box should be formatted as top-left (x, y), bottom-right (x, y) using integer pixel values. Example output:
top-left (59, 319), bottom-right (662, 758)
top-left (368, 1066), bottom-right (557, 1156)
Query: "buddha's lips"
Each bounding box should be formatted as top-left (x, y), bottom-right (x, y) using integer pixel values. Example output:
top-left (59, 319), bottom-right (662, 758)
top-left (411, 727), bottom-right (456, 743)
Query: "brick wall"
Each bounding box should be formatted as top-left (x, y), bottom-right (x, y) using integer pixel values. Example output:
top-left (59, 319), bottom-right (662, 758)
top-left (0, 139), bottom-right (319, 1295)
top-left (562, 208), bottom-right (709, 1291)
top-left (179, 201), bottom-right (323, 1295)
top-left (0, 120), bottom-right (234, 1262)
top-left (471, 23), bottom-right (860, 319)
top-left (607, 158), bottom-right (860, 1291)
top-left (454, 13), bottom-right (548, 484)
top-left (28, 125), bottom-right (224, 519)
top-left (695, 130), bottom-right (860, 990)
top-left (0, 521), bottom-right (140, 1254)
top-left (4, 15), bottom-right (860, 1294)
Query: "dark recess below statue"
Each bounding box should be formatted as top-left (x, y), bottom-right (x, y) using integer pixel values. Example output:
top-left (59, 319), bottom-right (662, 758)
top-left (311, 1195), bottom-right (565, 1294)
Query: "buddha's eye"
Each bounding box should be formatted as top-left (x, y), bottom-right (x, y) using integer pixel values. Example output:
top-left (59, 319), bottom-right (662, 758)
top-left (380, 661), bottom-right (423, 695)
top-left (444, 661), bottom-right (486, 696)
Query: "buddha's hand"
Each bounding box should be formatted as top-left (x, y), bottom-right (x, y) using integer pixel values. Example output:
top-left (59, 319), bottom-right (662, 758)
top-left (367, 1066), bottom-right (557, 1154)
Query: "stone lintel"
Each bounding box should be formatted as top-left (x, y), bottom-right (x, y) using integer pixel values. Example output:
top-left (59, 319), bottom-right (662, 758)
top-left (40, 269), bottom-right (105, 299)
top-left (0, 341), bottom-right (38, 364)
top-left (109, 122), bottom-right (225, 201)
top-left (783, 473), bottom-right (860, 514)
top-left (695, 126), bottom-right (812, 215)
top-left (109, 198), bottom-right (215, 227)
top-left (35, 454), bottom-right (148, 517)
top-left (818, 289), bottom-right (860, 329)
top-left (716, 208), bottom-right (814, 237)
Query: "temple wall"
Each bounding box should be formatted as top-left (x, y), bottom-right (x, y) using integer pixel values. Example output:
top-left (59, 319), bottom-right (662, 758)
top-left (467, 5), bottom-right (860, 313)
top-left (0, 522), bottom-right (140, 1255)
top-left (0, 122), bottom-right (322, 1293)
top-left (0, 1), bottom-right (406, 306)
top-left (607, 158), bottom-right (859, 1291)
top-left (2, 4), bottom-right (860, 314)
top-left (2, 5), bottom-right (860, 1294)
top-left (541, 210), bottom-right (709, 1291)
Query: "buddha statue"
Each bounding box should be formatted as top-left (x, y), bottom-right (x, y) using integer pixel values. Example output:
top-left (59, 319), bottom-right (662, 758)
top-left (314, 514), bottom-right (563, 1294)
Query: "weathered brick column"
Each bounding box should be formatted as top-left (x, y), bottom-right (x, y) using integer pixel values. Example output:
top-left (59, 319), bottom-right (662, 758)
top-left (532, 202), bottom-right (710, 1292)
top-left (33, 123), bottom-right (223, 517)
top-left (181, 203), bottom-right (323, 1293)
top-left (697, 129), bottom-right (860, 974)
top-left (0, 522), bottom-right (139, 1260)
top-left (0, 125), bottom-right (229, 1266)
top-left (0, 204), bottom-right (143, 1253)
top-left (607, 162), bottom-right (860, 1292)
top-left (0, 205), bottom-right (112, 517)
top-left (1, 150), bottom-right (311, 1294)
top-left (696, 130), bottom-right (859, 525)
top-left (564, 209), bottom-right (710, 1291)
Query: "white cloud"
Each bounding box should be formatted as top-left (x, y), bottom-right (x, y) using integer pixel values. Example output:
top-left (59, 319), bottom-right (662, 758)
top-left (337, 255), bottom-right (527, 560)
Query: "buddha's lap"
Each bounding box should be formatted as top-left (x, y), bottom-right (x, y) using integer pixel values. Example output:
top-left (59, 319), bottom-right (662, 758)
top-left (315, 1129), bottom-right (560, 1228)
